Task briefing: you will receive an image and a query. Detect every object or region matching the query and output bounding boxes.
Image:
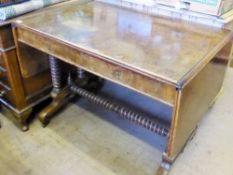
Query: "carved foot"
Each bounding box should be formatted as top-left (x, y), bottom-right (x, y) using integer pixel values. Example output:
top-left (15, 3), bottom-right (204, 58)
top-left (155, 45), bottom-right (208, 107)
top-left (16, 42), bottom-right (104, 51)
top-left (38, 88), bottom-right (73, 127)
top-left (1, 105), bottom-right (32, 131)
top-left (14, 108), bottom-right (32, 131)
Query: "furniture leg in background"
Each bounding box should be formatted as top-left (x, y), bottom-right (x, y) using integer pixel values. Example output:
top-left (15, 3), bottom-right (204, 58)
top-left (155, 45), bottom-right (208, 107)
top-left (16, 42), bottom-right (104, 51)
top-left (0, 23), bottom-right (51, 131)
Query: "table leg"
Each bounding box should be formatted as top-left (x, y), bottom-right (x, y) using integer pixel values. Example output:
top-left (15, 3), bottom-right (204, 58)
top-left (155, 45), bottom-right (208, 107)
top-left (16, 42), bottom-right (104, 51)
top-left (38, 57), bottom-right (106, 127)
top-left (49, 55), bottom-right (63, 97)
top-left (38, 56), bottom-right (71, 127)
top-left (161, 57), bottom-right (229, 174)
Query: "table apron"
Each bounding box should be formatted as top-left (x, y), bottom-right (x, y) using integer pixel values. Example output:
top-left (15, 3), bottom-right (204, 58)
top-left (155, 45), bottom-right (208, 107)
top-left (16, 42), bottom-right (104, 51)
top-left (15, 27), bottom-right (177, 106)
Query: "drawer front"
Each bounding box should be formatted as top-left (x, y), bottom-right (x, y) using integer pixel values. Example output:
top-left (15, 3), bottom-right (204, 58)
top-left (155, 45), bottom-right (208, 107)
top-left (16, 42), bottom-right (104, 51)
top-left (0, 25), bottom-right (15, 49)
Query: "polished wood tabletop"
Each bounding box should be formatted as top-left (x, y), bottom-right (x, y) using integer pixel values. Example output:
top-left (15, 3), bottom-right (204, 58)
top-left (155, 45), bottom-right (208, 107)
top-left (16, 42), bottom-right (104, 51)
top-left (14, 1), bottom-right (232, 85)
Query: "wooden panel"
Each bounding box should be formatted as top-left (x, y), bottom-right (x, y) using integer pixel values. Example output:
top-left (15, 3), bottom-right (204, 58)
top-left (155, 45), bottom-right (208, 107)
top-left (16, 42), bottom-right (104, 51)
top-left (0, 67), bottom-right (9, 87)
top-left (1, 49), bottom-right (26, 109)
top-left (0, 52), bottom-right (10, 87)
top-left (0, 51), bottom-right (6, 69)
top-left (0, 51), bottom-right (13, 104)
top-left (0, 81), bottom-right (13, 104)
top-left (15, 27), bottom-right (177, 106)
top-left (23, 70), bottom-right (51, 97)
top-left (166, 55), bottom-right (230, 160)
top-left (17, 42), bottom-right (50, 78)
top-left (0, 52), bottom-right (14, 106)
top-left (1, 47), bottom-right (51, 110)
top-left (0, 25), bottom-right (14, 49)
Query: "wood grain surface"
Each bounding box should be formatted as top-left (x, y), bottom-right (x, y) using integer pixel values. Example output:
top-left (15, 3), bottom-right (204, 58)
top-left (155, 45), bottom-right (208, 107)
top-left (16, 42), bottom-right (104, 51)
top-left (13, 1), bottom-right (232, 85)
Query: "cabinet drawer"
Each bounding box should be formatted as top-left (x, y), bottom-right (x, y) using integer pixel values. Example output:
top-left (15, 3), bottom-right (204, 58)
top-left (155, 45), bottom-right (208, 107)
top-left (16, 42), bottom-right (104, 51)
top-left (0, 25), bottom-right (15, 49)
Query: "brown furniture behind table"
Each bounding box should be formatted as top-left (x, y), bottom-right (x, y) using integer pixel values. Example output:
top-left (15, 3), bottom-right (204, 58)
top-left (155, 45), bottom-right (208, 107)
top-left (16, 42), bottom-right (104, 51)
top-left (0, 20), bottom-right (51, 131)
top-left (0, 0), bottom-right (77, 131)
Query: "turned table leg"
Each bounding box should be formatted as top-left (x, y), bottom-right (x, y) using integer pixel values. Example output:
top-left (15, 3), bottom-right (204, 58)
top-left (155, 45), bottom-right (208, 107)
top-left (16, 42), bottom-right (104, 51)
top-left (38, 56), bottom-right (71, 127)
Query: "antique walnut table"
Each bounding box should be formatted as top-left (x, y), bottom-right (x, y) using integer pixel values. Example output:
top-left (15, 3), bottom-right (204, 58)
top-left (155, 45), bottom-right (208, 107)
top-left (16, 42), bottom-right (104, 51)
top-left (12, 1), bottom-right (232, 174)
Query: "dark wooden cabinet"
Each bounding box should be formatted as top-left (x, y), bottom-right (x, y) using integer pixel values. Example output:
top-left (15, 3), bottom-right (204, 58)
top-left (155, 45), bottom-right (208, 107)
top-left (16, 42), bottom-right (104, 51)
top-left (0, 22), bottom-right (51, 131)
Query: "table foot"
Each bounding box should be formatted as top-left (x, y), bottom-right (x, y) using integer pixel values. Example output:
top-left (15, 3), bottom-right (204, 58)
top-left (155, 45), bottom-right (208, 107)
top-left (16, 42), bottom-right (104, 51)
top-left (38, 88), bottom-right (73, 127)
top-left (156, 161), bottom-right (171, 175)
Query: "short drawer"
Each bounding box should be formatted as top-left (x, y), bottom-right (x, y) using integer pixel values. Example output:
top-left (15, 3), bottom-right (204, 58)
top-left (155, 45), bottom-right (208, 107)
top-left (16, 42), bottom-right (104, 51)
top-left (0, 25), bottom-right (15, 49)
